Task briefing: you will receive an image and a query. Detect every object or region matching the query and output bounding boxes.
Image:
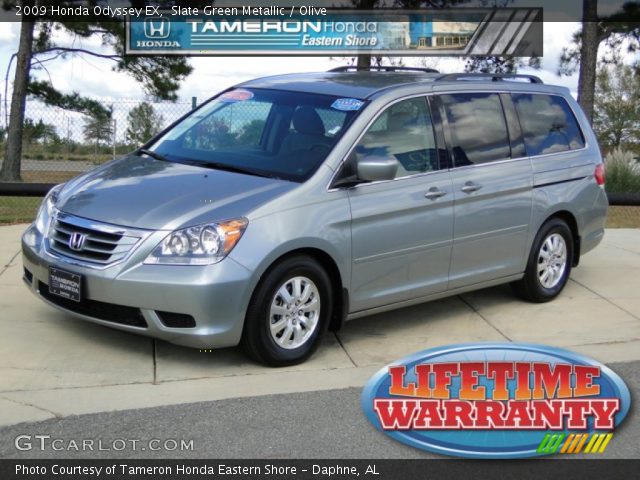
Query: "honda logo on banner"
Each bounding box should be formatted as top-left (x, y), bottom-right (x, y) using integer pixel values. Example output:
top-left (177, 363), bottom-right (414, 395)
top-left (68, 232), bottom-right (86, 251)
top-left (144, 17), bottom-right (170, 39)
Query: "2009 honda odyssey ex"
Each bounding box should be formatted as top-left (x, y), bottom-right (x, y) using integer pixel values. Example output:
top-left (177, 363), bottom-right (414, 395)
top-left (22, 67), bottom-right (608, 366)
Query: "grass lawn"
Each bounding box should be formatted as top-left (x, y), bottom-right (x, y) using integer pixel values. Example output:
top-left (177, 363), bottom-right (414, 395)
top-left (0, 196), bottom-right (40, 224)
top-left (0, 171), bottom-right (84, 224)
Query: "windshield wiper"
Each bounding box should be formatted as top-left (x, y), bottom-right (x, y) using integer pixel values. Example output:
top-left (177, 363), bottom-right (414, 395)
top-left (139, 149), bottom-right (279, 180)
top-left (138, 148), bottom-right (171, 163)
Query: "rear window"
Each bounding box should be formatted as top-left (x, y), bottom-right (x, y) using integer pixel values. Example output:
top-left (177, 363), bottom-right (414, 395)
top-left (512, 93), bottom-right (585, 156)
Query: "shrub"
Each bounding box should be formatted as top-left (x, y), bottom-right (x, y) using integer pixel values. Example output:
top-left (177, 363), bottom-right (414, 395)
top-left (605, 148), bottom-right (640, 194)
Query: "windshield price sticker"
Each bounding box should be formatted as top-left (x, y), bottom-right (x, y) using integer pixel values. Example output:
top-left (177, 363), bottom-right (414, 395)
top-left (332, 98), bottom-right (364, 111)
top-left (219, 89), bottom-right (254, 103)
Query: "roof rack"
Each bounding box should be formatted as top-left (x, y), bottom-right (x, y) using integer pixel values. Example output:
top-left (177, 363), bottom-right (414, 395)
top-left (329, 66), bottom-right (440, 74)
top-left (437, 73), bottom-right (543, 84)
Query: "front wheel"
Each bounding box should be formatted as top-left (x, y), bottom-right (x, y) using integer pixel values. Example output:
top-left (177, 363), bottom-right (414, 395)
top-left (512, 218), bottom-right (574, 303)
top-left (241, 255), bottom-right (332, 366)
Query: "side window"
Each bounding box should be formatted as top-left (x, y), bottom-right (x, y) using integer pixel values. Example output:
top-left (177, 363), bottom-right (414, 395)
top-left (440, 93), bottom-right (511, 166)
top-left (513, 93), bottom-right (585, 156)
top-left (354, 97), bottom-right (438, 179)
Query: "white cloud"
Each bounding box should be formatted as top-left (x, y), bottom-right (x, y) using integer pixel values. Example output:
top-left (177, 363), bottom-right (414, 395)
top-left (0, 23), bottom-right (17, 42)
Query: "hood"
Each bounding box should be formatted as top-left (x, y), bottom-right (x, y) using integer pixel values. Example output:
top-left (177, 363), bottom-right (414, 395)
top-left (58, 155), bottom-right (297, 230)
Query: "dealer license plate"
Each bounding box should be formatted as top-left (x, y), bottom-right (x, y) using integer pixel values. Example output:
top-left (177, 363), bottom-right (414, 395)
top-left (48, 267), bottom-right (82, 302)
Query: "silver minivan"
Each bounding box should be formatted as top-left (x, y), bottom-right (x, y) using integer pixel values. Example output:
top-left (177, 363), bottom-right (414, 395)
top-left (22, 68), bottom-right (608, 365)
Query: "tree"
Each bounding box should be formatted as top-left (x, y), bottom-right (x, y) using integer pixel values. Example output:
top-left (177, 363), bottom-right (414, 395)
top-left (465, 56), bottom-right (540, 74)
top-left (237, 119), bottom-right (266, 146)
top-left (578, 0), bottom-right (599, 124)
top-left (559, 1), bottom-right (640, 123)
top-left (83, 111), bottom-right (114, 154)
top-left (1, 1), bottom-right (193, 181)
top-left (126, 103), bottom-right (164, 146)
top-left (593, 64), bottom-right (640, 148)
top-left (348, 0), bottom-right (383, 68)
top-left (1, 17), bottom-right (35, 181)
top-left (22, 118), bottom-right (59, 145)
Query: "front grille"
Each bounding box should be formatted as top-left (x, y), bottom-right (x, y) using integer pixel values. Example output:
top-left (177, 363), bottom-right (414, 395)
top-left (39, 281), bottom-right (147, 328)
top-left (156, 311), bottom-right (196, 328)
top-left (47, 212), bottom-right (142, 266)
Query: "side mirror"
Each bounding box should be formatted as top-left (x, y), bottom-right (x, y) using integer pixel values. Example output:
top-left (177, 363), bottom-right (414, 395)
top-left (357, 154), bottom-right (399, 182)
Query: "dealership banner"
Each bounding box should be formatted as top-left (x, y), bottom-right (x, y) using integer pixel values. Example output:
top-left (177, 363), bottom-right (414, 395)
top-left (125, 8), bottom-right (542, 56)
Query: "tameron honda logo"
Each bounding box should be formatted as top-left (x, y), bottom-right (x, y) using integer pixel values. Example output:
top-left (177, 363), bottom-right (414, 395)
top-left (144, 17), bottom-right (170, 39)
top-left (68, 232), bottom-right (86, 251)
top-left (361, 343), bottom-right (630, 458)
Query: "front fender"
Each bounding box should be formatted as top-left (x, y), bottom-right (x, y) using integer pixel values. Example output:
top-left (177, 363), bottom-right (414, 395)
top-left (228, 198), bottom-right (352, 297)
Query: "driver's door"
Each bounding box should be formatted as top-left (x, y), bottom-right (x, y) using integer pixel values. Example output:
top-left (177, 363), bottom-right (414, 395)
top-left (344, 96), bottom-right (454, 313)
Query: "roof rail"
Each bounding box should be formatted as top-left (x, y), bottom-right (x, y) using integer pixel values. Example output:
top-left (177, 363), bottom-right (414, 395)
top-left (437, 73), bottom-right (543, 84)
top-left (329, 66), bottom-right (440, 74)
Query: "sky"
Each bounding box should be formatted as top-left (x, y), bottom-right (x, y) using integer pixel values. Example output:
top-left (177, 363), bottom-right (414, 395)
top-left (0, 21), bottom-right (583, 114)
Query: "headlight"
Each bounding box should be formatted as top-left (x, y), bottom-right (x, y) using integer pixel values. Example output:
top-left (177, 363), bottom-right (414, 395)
top-left (145, 218), bottom-right (248, 265)
top-left (34, 184), bottom-right (63, 234)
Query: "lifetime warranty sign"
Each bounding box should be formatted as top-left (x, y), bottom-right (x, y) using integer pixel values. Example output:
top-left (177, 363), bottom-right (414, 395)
top-left (125, 8), bottom-right (542, 56)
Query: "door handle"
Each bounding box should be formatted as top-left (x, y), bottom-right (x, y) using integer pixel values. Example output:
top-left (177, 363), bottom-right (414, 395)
top-left (461, 181), bottom-right (482, 194)
top-left (424, 187), bottom-right (447, 200)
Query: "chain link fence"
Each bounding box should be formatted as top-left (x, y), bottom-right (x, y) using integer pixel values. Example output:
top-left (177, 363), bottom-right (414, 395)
top-left (0, 97), bottom-right (195, 223)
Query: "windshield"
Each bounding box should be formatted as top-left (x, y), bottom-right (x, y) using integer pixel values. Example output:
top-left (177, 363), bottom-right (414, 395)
top-left (148, 88), bottom-right (364, 182)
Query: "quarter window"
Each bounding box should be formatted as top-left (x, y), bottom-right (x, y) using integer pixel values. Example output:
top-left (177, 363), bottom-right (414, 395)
top-left (354, 97), bottom-right (438, 179)
top-left (440, 93), bottom-right (511, 166)
top-left (513, 93), bottom-right (585, 156)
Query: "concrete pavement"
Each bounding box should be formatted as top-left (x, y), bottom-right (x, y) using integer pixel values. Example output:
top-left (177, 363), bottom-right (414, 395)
top-left (1, 225), bottom-right (639, 427)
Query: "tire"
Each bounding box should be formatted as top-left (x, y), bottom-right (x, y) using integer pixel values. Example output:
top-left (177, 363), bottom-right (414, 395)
top-left (511, 218), bottom-right (574, 303)
top-left (241, 255), bottom-right (332, 366)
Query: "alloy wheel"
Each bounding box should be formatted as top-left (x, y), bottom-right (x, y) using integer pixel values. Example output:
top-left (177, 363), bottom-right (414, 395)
top-left (269, 276), bottom-right (321, 349)
top-left (537, 233), bottom-right (568, 289)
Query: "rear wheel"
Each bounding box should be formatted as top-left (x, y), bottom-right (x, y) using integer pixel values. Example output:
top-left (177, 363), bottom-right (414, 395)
top-left (241, 255), bottom-right (332, 366)
top-left (512, 218), bottom-right (574, 303)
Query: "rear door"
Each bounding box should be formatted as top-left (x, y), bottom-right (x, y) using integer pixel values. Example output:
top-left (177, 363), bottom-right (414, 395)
top-left (434, 91), bottom-right (533, 289)
top-left (345, 96), bottom-right (454, 312)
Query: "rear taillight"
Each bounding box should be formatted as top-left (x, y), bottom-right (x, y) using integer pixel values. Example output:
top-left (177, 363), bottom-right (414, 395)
top-left (595, 163), bottom-right (605, 186)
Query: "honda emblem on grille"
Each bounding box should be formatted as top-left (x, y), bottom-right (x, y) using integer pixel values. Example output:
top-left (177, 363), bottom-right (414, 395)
top-left (68, 232), bottom-right (86, 251)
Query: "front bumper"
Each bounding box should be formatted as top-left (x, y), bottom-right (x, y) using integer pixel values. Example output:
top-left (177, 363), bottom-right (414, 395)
top-left (21, 224), bottom-right (254, 349)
